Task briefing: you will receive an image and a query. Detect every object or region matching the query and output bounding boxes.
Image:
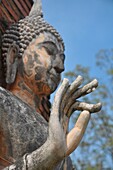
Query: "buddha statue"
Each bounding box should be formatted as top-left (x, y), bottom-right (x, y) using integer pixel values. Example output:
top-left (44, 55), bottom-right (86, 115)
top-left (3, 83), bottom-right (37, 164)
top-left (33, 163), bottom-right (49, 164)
top-left (0, 0), bottom-right (102, 169)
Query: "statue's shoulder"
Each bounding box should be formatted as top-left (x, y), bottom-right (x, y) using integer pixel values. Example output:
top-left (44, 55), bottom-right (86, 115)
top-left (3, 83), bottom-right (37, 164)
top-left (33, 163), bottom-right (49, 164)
top-left (0, 87), bottom-right (46, 124)
top-left (0, 86), bottom-right (48, 128)
top-left (0, 87), bottom-right (13, 116)
top-left (0, 86), bottom-right (31, 111)
top-left (0, 87), bottom-right (48, 159)
top-left (0, 86), bottom-right (23, 108)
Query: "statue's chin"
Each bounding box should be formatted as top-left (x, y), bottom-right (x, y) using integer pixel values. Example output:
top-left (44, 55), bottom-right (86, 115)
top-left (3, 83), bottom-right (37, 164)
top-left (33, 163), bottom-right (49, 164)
top-left (34, 78), bottom-right (60, 95)
top-left (48, 79), bottom-right (60, 94)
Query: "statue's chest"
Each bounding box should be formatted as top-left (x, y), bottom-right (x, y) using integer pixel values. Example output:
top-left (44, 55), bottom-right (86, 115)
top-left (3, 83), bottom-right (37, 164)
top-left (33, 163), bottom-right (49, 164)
top-left (0, 88), bottom-right (48, 160)
top-left (6, 110), bottom-right (48, 159)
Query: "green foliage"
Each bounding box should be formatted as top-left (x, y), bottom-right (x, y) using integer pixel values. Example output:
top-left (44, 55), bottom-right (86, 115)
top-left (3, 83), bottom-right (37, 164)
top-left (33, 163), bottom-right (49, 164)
top-left (65, 50), bottom-right (113, 170)
top-left (65, 65), bottom-right (91, 83)
top-left (96, 49), bottom-right (113, 80)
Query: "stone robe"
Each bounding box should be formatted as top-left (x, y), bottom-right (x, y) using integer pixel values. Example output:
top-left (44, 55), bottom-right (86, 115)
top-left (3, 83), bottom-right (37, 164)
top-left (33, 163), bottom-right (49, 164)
top-left (0, 87), bottom-right (73, 170)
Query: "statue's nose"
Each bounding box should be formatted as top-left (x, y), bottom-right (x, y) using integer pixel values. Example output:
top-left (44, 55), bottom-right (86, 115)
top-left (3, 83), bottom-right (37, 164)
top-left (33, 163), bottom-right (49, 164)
top-left (53, 56), bottom-right (65, 73)
top-left (53, 64), bottom-right (64, 73)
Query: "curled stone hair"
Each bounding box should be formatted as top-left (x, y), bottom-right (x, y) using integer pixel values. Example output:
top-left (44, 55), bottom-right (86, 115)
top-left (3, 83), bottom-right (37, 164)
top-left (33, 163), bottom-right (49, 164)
top-left (2, 0), bottom-right (65, 84)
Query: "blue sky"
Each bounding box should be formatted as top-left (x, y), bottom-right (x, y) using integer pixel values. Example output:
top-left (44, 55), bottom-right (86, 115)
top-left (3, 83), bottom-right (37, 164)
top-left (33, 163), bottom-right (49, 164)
top-left (43, 0), bottom-right (113, 78)
top-left (42, 0), bottom-right (113, 167)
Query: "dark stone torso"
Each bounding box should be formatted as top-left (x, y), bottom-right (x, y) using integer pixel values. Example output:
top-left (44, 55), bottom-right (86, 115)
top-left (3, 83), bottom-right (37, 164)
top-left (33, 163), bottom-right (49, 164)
top-left (0, 87), bottom-right (48, 166)
top-left (0, 87), bottom-right (74, 170)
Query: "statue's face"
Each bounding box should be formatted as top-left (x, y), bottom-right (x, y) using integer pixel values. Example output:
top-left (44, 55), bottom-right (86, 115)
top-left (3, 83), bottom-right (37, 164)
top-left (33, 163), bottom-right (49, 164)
top-left (22, 32), bottom-right (65, 95)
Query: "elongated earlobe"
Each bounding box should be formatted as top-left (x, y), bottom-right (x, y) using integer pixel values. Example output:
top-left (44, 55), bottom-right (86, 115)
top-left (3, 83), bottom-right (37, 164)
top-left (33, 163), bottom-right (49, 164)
top-left (6, 43), bottom-right (19, 84)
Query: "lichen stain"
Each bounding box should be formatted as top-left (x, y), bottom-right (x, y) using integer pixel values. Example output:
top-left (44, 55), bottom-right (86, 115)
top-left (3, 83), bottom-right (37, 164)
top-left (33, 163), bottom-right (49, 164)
top-left (0, 127), bottom-right (12, 168)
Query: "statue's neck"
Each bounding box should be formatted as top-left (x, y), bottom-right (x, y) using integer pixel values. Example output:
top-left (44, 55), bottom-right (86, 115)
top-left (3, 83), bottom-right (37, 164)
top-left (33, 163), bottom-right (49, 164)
top-left (7, 76), bottom-right (51, 121)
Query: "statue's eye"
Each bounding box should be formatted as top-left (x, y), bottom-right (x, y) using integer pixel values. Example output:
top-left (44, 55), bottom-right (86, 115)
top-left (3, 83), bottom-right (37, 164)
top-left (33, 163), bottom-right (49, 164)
top-left (39, 42), bottom-right (58, 55)
top-left (44, 46), bottom-right (56, 55)
top-left (60, 54), bottom-right (65, 63)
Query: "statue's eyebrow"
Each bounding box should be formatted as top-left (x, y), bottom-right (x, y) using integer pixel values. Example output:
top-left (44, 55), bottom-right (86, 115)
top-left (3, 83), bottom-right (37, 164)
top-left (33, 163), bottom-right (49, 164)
top-left (38, 41), bottom-right (57, 49)
top-left (38, 41), bottom-right (59, 55)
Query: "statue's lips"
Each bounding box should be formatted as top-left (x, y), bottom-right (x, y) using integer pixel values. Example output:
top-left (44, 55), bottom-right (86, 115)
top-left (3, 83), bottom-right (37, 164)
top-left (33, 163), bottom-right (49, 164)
top-left (50, 73), bottom-right (60, 82)
top-left (48, 68), bottom-right (61, 84)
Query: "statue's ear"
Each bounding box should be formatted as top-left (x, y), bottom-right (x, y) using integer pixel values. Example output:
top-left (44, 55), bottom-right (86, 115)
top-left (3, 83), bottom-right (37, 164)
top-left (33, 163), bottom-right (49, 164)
top-left (6, 43), bottom-right (19, 84)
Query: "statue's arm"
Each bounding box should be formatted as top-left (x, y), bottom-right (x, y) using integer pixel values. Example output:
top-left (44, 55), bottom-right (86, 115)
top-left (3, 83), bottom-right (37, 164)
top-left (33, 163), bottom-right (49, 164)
top-left (3, 76), bottom-right (101, 170)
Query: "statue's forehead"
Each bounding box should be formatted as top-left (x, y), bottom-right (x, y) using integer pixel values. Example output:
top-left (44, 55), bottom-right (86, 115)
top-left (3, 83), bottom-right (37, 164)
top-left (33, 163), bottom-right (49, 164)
top-left (28, 32), bottom-right (63, 51)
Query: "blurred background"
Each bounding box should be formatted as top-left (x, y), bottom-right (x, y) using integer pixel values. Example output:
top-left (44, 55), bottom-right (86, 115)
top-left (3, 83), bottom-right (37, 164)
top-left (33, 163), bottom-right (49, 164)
top-left (43, 0), bottom-right (113, 169)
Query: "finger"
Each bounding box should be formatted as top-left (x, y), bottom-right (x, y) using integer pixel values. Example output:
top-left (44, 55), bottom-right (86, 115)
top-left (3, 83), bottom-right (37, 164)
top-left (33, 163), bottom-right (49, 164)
top-left (68, 75), bottom-right (83, 95)
top-left (64, 79), bottom-right (98, 115)
top-left (61, 76), bottom-right (83, 115)
top-left (51, 78), bottom-right (69, 118)
top-left (62, 115), bottom-right (69, 134)
top-left (49, 79), bottom-right (69, 145)
top-left (66, 110), bottom-right (90, 156)
top-left (73, 79), bottom-right (98, 99)
top-left (67, 101), bottom-right (102, 117)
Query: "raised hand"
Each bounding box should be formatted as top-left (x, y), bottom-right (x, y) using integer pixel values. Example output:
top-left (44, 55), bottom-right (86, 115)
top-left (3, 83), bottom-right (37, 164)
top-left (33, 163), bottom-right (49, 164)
top-left (49, 76), bottom-right (101, 161)
top-left (4, 76), bottom-right (102, 170)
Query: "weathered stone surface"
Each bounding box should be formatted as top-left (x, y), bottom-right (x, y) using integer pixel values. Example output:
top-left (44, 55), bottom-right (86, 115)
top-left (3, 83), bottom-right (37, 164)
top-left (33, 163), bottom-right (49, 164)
top-left (0, 87), bottom-right (48, 161)
top-left (55, 157), bottom-right (74, 170)
top-left (0, 87), bottom-right (74, 170)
